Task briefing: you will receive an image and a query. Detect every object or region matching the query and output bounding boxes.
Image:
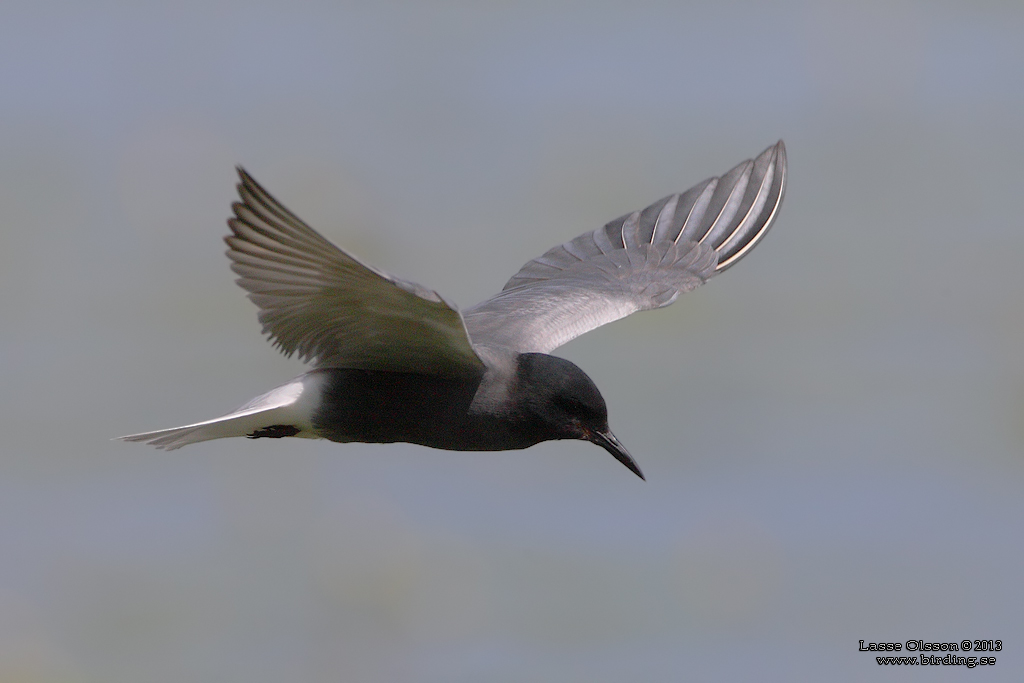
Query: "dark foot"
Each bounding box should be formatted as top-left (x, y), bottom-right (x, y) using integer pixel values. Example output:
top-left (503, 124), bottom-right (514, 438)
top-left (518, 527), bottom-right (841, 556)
top-left (247, 425), bottom-right (301, 439)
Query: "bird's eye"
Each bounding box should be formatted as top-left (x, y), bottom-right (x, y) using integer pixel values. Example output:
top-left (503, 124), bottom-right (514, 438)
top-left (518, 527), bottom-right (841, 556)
top-left (554, 395), bottom-right (590, 417)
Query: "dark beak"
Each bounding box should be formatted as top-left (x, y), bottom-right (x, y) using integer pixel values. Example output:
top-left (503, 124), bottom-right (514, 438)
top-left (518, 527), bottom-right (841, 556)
top-left (590, 429), bottom-right (645, 480)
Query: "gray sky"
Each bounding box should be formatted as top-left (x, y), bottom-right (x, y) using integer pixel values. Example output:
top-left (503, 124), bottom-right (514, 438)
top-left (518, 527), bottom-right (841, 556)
top-left (1, 1), bottom-right (1022, 681)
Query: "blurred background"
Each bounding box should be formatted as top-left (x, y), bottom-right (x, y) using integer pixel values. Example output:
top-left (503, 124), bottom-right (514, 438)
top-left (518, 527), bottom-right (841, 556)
top-left (1, 0), bottom-right (1022, 681)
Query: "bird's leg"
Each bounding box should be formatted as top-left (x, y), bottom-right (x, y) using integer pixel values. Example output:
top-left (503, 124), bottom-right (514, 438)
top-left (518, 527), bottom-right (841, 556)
top-left (247, 425), bottom-right (301, 439)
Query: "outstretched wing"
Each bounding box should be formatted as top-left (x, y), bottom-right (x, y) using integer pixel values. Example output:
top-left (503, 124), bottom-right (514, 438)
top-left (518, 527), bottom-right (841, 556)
top-left (226, 168), bottom-right (484, 378)
top-left (463, 141), bottom-right (786, 354)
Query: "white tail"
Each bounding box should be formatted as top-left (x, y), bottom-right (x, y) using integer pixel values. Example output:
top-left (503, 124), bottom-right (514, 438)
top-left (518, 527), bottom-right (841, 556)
top-left (117, 373), bottom-right (326, 450)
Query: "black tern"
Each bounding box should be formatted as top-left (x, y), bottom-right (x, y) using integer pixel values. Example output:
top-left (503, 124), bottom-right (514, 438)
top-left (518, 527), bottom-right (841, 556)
top-left (120, 141), bottom-right (786, 479)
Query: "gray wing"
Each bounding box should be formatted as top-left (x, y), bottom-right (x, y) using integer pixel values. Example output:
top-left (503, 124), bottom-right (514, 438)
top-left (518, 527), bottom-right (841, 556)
top-left (226, 168), bottom-right (484, 378)
top-left (463, 141), bottom-right (786, 354)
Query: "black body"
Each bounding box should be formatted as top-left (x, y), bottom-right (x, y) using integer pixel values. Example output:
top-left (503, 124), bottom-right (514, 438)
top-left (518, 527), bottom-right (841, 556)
top-left (312, 353), bottom-right (602, 452)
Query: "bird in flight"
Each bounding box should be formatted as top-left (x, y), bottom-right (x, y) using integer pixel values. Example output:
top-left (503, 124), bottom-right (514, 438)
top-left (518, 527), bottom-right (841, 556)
top-left (120, 141), bottom-right (786, 479)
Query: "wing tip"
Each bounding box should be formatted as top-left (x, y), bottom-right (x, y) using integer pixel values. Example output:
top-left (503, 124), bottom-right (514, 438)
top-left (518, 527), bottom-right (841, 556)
top-left (234, 166), bottom-right (267, 203)
top-left (711, 139), bottom-right (787, 273)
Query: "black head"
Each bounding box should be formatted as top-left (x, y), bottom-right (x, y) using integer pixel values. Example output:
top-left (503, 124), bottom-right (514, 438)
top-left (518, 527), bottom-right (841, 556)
top-left (516, 353), bottom-right (644, 480)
